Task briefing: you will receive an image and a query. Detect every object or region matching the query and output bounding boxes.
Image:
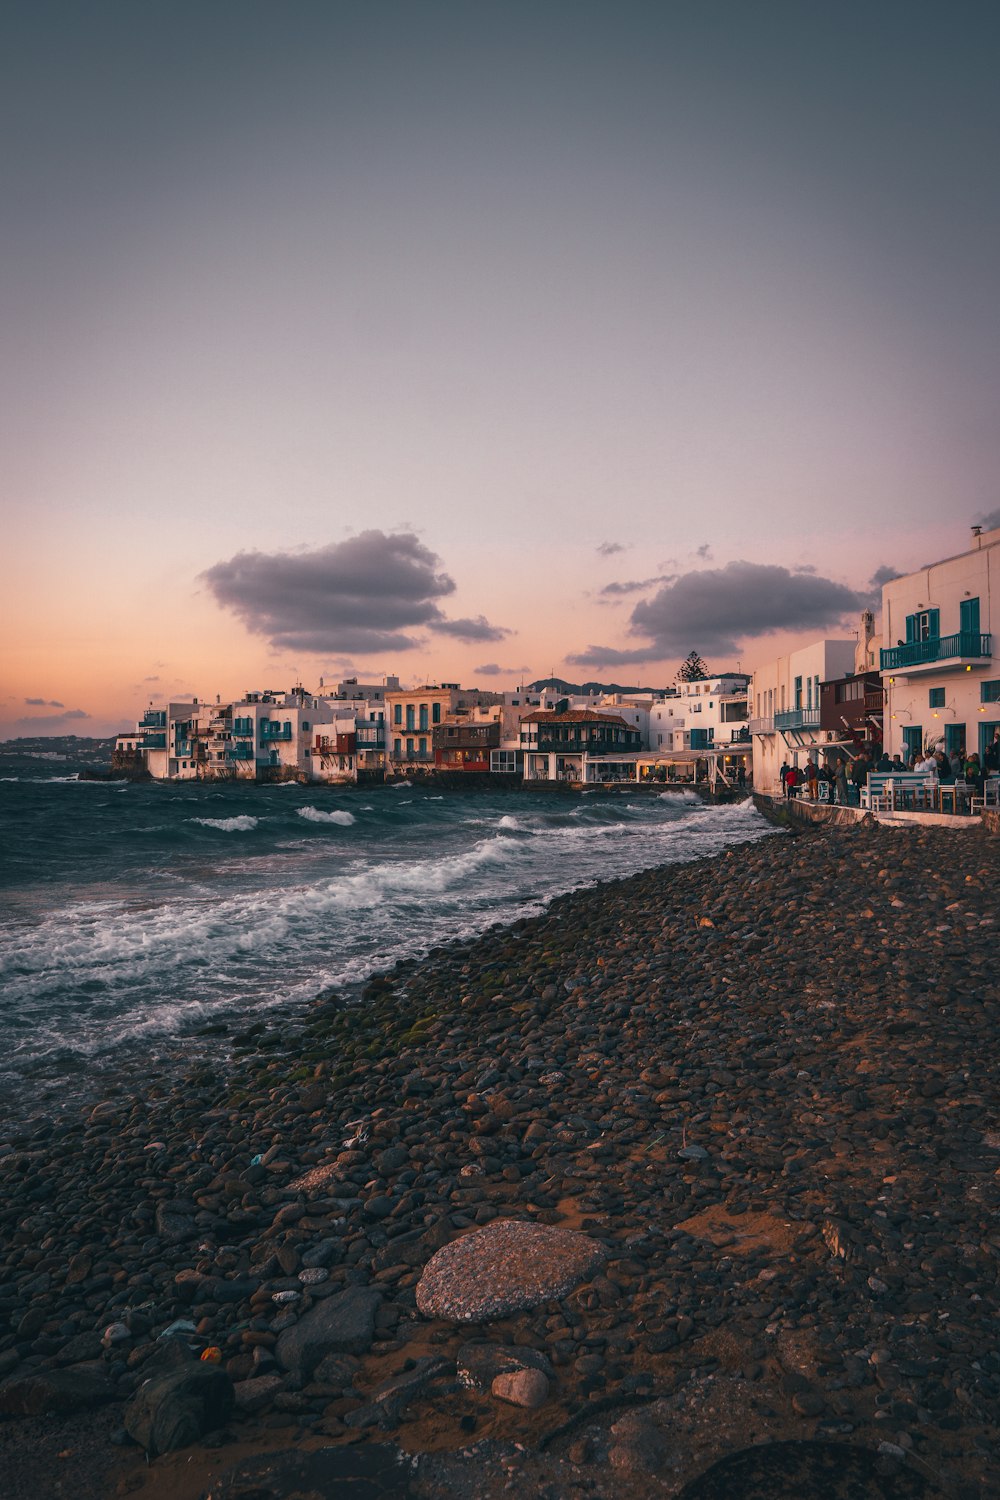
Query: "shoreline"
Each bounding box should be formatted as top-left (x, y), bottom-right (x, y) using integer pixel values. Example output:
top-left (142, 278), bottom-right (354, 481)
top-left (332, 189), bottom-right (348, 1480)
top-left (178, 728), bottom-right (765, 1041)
top-left (1, 819), bottom-right (997, 1499)
top-left (0, 787), bottom-right (750, 1138)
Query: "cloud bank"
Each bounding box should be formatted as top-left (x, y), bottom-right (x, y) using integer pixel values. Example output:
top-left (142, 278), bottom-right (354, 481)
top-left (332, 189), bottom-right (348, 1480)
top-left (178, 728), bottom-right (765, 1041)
top-left (14, 708), bottom-right (90, 728)
top-left (202, 532), bottom-right (507, 655)
top-left (570, 560), bottom-right (864, 666)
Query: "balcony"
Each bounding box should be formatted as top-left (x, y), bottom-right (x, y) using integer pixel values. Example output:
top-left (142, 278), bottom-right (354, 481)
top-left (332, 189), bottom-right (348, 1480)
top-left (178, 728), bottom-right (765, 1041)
top-left (142, 733), bottom-right (166, 749)
top-left (226, 741), bottom-right (254, 760)
top-left (775, 707), bottom-right (821, 732)
top-left (260, 726), bottom-right (292, 742)
top-left (749, 717), bottom-right (774, 734)
top-left (881, 632), bottom-right (992, 674)
top-left (140, 711), bottom-right (166, 729)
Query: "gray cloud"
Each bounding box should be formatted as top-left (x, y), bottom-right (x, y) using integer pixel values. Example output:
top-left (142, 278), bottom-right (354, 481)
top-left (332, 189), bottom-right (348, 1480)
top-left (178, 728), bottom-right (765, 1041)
top-left (597, 541), bottom-right (626, 557)
top-left (599, 575), bottom-right (675, 597)
top-left (975, 507), bottom-right (1000, 530)
top-left (695, 544), bottom-right (713, 561)
top-left (25, 697), bottom-right (64, 707)
top-left (474, 662), bottom-right (532, 677)
top-left (860, 564), bottom-right (902, 609)
top-left (429, 615), bottom-right (511, 643)
top-left (202, 531), bottom-right (506, 655)
top-left (14, 708), bottom-right (90, 728)
top-left (569, 560), bottom-right (862, 666)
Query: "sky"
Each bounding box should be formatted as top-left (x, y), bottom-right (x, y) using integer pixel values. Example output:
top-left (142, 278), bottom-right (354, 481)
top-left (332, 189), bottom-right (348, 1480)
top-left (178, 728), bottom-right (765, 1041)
top-left (3, 1), bottom-right (1000, 736)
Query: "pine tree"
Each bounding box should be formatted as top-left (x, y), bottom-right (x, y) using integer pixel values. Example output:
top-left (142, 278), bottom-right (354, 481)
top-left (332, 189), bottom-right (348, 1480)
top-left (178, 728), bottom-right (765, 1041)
top-left (676, 650), bottom-right (710, 682)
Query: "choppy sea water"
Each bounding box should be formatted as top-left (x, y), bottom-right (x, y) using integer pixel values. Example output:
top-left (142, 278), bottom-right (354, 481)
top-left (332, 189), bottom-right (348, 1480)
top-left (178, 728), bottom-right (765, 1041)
top-left (0, 771), bottom-right (772, 1110)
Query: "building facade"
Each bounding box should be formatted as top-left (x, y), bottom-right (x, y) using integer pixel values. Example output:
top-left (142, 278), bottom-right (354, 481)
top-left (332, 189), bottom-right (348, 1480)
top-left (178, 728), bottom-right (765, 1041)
top-left (880, 524), bottom-right (1000, 764)
top-left (750, 640), bottom-right (856, 794)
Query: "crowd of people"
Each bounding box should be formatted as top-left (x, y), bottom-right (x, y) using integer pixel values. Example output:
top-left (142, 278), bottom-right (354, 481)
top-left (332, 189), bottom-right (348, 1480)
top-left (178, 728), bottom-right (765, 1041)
top-left (780, 730), bottom-right (1000, 806)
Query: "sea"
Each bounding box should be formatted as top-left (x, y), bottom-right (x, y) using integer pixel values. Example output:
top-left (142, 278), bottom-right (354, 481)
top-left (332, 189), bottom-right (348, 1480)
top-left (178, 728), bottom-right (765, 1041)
top-left (0, 766), bottom-right (772, 1124)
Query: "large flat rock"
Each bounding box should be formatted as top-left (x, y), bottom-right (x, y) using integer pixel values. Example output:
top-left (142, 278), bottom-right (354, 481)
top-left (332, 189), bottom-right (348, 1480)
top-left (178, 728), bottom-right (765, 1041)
top-left (415, 1218), bottom-right (607, 1322)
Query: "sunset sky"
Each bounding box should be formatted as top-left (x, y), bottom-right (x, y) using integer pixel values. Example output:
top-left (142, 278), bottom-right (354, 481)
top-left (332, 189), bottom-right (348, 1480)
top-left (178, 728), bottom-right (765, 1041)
top-left (4, 2), bottom-right (1000, 737)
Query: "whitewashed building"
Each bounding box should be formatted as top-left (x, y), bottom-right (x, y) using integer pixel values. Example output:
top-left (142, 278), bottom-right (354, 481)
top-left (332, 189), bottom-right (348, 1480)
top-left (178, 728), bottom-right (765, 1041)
top-left (750, 641), bottom-right (856, 794)
top-left (880, 523), bottom-right (1000, 764)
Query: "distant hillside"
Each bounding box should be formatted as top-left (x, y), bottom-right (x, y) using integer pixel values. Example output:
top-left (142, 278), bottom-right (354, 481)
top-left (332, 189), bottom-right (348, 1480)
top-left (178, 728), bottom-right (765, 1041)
top-left (0, 734), bottom-right (116, 768)
top-left (527, 677), bottom-right (672, 696)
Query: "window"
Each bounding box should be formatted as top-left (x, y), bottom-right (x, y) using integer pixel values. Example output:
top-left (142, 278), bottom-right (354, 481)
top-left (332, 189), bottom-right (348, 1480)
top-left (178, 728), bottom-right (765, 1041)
top-left (902, 726), bottom-right (922, 757)
top-left (928, 688), bottom-right (945, 708)
top-left (394, 704), bottom-right (402, 725)
top-left (981, 680), bottom-right (1000, 704)
top-left (406, 737), bottom-right (414, 755)
top-left (432, 702), bottom-right (441, 724)
top-left (905, 609), bottom-right (939, 642)
top-left (419, 737), bottom-right (427, 755)
top-left (945, 723), bottom-right (964, 754)
top-left (302, 721), bottom-right (310, 730)
top-left (960, 597), bottom-right (980, 637)
top-left (794, 676), bottom-right (802, 710)
top-left (394, 738), bottom-right (401, 756)
top-left (419, 705), bottom-right (428, 731)
top-left (406, 705), bottom-right (415, 731)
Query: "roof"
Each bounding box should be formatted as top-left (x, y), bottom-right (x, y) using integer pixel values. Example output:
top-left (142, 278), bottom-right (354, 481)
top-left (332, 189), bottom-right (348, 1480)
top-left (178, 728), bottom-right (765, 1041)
top-left (521, 710), bottom-right (634, 727)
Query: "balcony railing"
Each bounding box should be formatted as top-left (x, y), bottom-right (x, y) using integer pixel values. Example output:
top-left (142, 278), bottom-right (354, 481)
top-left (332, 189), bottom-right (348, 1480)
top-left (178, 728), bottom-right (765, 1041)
top-left (142, 733), bottom-right (167, 749)
top-left (260, 727), bottom-right (292, 742)
top-left (140, 711), bottom-right (166, 729)
top-left (749, 717), bottom-right (774, 734)
top-left (775, 707), bottom-right (821, 732)
top-left (881, 632), bottom-right (992, 671)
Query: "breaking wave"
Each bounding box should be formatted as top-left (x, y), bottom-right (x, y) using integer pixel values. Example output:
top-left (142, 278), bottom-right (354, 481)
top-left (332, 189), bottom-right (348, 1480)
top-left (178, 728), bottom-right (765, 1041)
top-left (190, 815), bottom-right (259, 832)
top-left (297, 807), bottom-right (355, 826)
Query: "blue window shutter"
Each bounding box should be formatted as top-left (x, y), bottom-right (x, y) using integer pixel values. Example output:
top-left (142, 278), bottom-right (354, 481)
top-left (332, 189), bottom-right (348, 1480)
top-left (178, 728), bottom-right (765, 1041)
top-left (928, 609), bottom-right (940, 638)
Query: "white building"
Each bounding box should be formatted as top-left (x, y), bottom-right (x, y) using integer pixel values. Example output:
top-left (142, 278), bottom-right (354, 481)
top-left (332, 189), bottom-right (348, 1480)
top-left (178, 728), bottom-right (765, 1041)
top-left (750, 641), bottom-right (856, 795)
top-left (880, 523), bottom-right (1000, 765)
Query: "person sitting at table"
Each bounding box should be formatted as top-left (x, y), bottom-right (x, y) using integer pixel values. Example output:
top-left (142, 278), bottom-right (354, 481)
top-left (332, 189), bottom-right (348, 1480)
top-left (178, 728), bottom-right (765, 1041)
top-left (949, 748), bottom-right (963, 778)
top-left (891, 754), bottom-right (906, 772)
top-left (985, 733), bottom-right (1000, 774)
top-left (934, 751), bottom-right (953, 783)
top-left (915, 749), bottom-right (938, 773)
top-left (964, 752), bottom-right (984, 794)
top-left (876, 750), bottom-right (893, 771)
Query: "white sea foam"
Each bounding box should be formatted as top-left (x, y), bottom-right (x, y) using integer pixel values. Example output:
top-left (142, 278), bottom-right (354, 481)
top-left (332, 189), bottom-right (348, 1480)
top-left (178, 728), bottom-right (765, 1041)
top-left (190, 815), bottom-right (259, 832)
top-left (658, 790), bottom-right (700, 805)
top-left (497, 814), bottom-right (522, 831)
top-left (298, 807), bottom-right (355, 826)
top-left (391, 780), bottom-right (412, 789)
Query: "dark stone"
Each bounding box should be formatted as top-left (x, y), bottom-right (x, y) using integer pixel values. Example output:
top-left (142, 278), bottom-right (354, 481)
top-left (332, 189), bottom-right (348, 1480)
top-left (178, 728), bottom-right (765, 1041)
top-left (274, 1285), bottom-right (382, 1379)
top-left (123, 1363), bottom-right (234, 1458)
top-left (456, 1341), bottom-right (554, 1392)
top-left (0, 1364), bottom-right (115, 1417)
top-left (200, 1444), bottom-right (414, 1499)
top-left (678, 1440), bottom-right (938, 1498)
top-left (343, 1356), bottom-right (451, 1430)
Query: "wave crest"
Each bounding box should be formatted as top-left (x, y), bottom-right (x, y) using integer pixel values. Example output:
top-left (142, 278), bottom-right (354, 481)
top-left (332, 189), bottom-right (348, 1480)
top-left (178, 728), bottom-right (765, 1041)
top-left (298, 807), bottom-right (355, 826)
top-left (190, 815), bottom-right (259, 832)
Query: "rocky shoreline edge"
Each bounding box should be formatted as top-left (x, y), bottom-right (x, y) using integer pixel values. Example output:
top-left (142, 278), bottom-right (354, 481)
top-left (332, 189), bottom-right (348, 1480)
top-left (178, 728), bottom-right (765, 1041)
top-left (1, 818), bottom-right (997, 1499)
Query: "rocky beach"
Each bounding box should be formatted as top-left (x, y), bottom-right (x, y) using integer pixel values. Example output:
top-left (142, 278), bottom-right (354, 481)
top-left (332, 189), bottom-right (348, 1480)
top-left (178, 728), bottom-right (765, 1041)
top-left (1, 817), bottom-right (997, 1500)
